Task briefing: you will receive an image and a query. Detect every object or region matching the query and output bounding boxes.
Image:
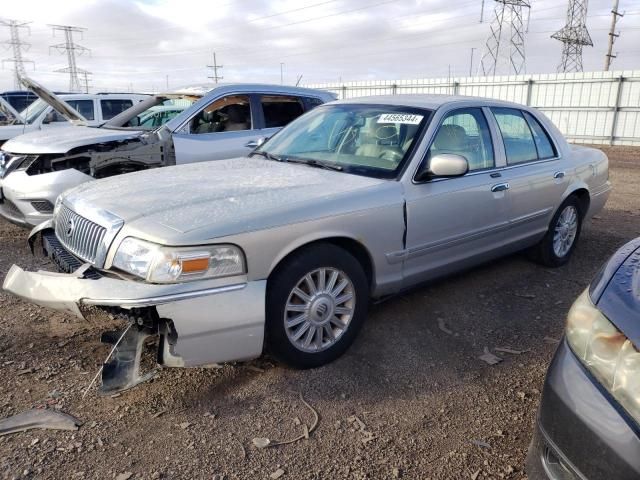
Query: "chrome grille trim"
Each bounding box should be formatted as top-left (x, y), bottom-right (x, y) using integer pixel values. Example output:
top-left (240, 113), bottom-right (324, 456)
top-left (54, 204), bottom-right (106, 264)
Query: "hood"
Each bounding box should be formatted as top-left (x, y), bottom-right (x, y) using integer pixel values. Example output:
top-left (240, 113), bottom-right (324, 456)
top-left (20, 77), bottom-right (87, 125)
top-left (63, 157), bottom-right (391, 240)
top-left (593, 237), bottom-right (640, 350)
top-left (2, 125), bottom-right (144, 154)
top-left (0, 124), bottom-right (36, 142)
top-left (0, 96), bottom-right (24, 124)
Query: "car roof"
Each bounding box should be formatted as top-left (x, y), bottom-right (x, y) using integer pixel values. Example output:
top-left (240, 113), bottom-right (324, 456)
top-left (330, 94), bottom-right (530, 110)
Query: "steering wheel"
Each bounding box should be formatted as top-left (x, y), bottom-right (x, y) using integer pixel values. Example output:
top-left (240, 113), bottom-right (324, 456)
top-left (378, 150), bottom-right (404, 162)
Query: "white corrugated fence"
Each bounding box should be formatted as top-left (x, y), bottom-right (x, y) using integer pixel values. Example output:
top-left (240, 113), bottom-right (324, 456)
top-left (307, 70), bottom-right (640, 146)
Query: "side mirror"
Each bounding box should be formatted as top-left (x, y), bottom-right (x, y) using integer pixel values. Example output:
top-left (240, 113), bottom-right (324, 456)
top-left (416, 153), bottom-right (469, 182)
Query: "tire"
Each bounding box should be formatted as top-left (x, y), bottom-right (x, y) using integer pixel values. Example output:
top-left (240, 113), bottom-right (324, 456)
top-left (265, 243), bottom-right (369, 369)
top-left (528, 195), bottom-right (584, 267)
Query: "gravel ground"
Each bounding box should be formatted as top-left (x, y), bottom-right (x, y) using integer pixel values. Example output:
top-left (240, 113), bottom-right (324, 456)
top-left (0, 146), bottom-right (638, 480)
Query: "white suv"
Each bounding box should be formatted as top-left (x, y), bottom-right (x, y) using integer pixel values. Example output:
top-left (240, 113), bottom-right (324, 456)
top-left (0, 81), bottom-right (148, 145)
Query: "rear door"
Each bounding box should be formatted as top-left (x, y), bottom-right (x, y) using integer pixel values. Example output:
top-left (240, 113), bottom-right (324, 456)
top-left (172, 93), bottom-right (259, 164)
top-left (490, 107), bottom-right (567, 242)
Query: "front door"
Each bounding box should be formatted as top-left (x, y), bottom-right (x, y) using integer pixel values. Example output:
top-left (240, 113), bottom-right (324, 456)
top-left (402, 107), bottom-right (511, 285)
top-left (173, 94), bottom-right (260, 164)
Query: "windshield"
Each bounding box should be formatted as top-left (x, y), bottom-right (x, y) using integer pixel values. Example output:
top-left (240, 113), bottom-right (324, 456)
top-left (19, 98), bottom-right (48, 125)
top-left (112, 96), bottom-right (198, 130)
top-left (256, 104), bottom-right (431, 179)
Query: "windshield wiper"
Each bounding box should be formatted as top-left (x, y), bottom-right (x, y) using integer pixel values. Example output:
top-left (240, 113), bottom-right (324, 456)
top-left (283, 157), bottom-right (343, 171)
top-left (250, 150), bottom-right (283, 162)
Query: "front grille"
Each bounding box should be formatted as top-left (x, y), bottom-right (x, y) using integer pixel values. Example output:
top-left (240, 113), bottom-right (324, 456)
top-left (54, 204), bottom-right (107, 264)
top-left (42, 230), bottom-right (102, 279)
top-left (31, 200), bottom-right (54, 214)
top-left (0, 198), bottom-right (24, 220)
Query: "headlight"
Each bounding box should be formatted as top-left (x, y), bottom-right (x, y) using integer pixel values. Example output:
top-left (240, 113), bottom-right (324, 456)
top-left (566, 289), bottom-right (640, 424)
top-left (112, 237), bottom-right (245, 283)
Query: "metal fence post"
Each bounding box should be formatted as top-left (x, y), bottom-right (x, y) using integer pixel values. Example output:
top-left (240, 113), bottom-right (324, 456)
top-left (341, 85), bottom-right (347, 100)
top-left (526, 79), bottom-right (533, 106)
top-left (610, 75), bottom-right (624, 146)
top-left (453, 81), bottom-right (460, 95)
top-left (392, 83), bottom-right (397, 95)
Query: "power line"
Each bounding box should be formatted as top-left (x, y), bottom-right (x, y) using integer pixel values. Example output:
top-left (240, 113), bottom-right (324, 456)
top-left (49, 24), bottom-right (91, 92)
top-left (206, 51), bottom-right (223, 83)
top-left (552, 0), bottom-right (593, 72)
top-left (604, 0), bottom-right (624, 71)
top-left (0, 19), bottom-right (34, 89)
top-left (480, 1), bottom-right (531, 76)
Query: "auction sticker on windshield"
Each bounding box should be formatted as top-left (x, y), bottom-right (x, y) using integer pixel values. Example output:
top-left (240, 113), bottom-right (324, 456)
top-left (377, 113), bottom-right (423, 125)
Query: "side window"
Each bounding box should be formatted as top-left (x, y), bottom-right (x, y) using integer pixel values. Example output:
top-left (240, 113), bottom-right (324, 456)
top-left (428, 108), bottom-right (494, 172)
top-left (66, 100), bottom-right (95, 121)
top-left (261, 95), bottom-right (305, 128)
top-left (491, 108), bottom-right (538, 165)
top-left (189, 95), bottom-right (251, 134)
top-left (304, 97), bottom-right (324, 111)
top-left (101, 99), bottom-right (133, 120)
top-left (523, 111), bottom-right (557, 159)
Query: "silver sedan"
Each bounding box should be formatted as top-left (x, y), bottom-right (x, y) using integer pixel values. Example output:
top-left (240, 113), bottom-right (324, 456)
top-left (4, 95), bottom-right (611, 392)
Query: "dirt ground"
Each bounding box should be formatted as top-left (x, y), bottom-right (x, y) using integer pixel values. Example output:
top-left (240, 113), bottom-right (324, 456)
top-left (0, 146), bottom-right (638, 480)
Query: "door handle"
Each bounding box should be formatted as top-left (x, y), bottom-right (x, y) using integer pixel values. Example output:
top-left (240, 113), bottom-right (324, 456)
top-left (553, 171), bottom-right (565, 179)
top-left (491, 182), bottom-right (510, 193)
top-left (245, 140), bottom-right (260, 148)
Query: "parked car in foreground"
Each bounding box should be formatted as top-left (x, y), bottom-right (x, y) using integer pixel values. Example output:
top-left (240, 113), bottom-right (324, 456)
top-left (0, 79), bottom-right (335, 227)
top-left (527, 237), bottom-right (640, 480)
top-left (3, 95), bottom-right (610, 393)
top-left (0, 80), bottom-right (148, 146)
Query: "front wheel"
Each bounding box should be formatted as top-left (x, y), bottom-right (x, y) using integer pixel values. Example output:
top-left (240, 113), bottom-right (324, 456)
top-left (265, 244), bottom-right (369, 369)
top-left (528, 196), bottom-right (583, 267)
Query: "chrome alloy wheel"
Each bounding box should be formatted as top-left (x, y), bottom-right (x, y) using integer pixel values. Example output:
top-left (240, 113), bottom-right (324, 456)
top-left (553, 205), bottom-right (578, 258)
top-left (284, 267), bottom-right (356, 353)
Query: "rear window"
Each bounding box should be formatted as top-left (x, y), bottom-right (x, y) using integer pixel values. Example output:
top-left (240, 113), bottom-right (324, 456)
top-left (101, 99), bottom-right (134, 120)
top-left (261, 95), bottom-right (305, 128)
top-left (523, 111), bottom-right (557, 159)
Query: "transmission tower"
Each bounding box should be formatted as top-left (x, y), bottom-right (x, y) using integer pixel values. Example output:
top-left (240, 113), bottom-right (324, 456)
top-left (480, 1), bottom-right (531, 76)
top-left (49, 24), bottom-right (91, 92)
top-left (1, 19), bottom-right (35, 89)
top-left (207, 52), bottom-right (223, 83)
top-left (551, 0), bottom-right (593, 73)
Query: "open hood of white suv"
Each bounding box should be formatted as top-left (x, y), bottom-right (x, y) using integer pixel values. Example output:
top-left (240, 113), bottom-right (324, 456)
top-left (20, 77), bottom-right (88, 125)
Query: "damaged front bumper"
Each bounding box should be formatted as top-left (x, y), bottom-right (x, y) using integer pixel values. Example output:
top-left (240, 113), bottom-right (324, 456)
top-left (3, 237), bottom-right (266, 392)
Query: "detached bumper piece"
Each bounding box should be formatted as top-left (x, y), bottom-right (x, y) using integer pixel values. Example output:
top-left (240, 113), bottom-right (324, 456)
top-left (100, 325), bottom-right (158, 395)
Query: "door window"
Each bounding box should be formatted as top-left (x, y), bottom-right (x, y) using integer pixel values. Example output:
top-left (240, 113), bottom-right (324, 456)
top-left (428, 108), bottom-right (494, 172)
top-left (189, 95), bottom-right (251, 134)
top-left (49, 99), bottom-right (95, 122)
top-left (491, 108), bottom-right (538, 165)
top-left (304, 97), bottom-right (325, 111)
top-left (100, 99), bottom-right (134, 120)
top-left (261, 95), bottom-right (305, 128)
top-left (523, 111), bottom-right (557, 160)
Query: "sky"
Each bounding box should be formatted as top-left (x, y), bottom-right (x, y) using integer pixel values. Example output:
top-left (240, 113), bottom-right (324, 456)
top-left (0, 0), bottom-right (639, 93)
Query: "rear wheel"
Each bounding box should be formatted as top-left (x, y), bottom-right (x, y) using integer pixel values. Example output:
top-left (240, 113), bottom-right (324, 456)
top-left (528, 195), bottom-right (583, 267)
top-left (265, 244), bottom-right (369, 369)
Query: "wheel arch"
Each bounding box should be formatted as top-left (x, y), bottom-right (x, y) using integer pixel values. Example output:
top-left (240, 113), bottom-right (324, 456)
top-left (562, 184), bottom-right (591, 218)
top-left (267, 234), bottom-right (376, 293)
